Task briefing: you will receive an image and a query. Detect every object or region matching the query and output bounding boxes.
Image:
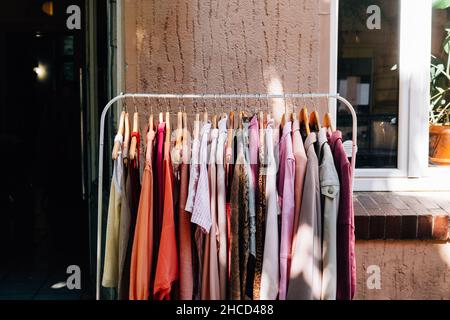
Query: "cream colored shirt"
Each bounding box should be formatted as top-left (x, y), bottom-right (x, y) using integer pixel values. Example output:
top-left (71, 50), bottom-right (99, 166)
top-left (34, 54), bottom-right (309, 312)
top-left (260, 119), bottom-right (280, 300)
top-left (102, 134), bottom-right (124, 288)
top-left (216, 116), bottom-right (228, 299)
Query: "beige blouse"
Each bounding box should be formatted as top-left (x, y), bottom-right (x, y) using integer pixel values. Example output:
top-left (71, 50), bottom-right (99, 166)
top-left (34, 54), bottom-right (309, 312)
top-left (102, 134), bottom-right (124, 288)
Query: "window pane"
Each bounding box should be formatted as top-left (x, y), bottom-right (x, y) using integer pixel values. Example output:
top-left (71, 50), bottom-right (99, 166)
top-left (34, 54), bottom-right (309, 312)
top-left (430, 7), bottom-right (450, 167)
top-left (338, 0), bottom-right (400, 168)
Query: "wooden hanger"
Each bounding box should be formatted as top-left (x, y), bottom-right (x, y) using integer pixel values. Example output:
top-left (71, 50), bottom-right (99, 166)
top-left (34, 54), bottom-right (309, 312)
top-left (280, 113), bottom-right (286, 129)
top-left (182, 112), bottom-right (188, 144)
top-left (299, 107), bottom-right (311, 136)
top-left (159, 112), bottom-right (163, 124)
top-left (238, 111), bottom-right (244, 129)
top-left (148, 113), bottom-right (154, 132)
top-left (291, 109), bottom-right (297, 121)
top-left (182, 112), bottom-right (189, 164)
top-left (175, 111), bottom-right (183, 148)
top-left (203, 109), bottom-right (208, 124)
top-left (146, 113), bottom-right (154, 161)
top-left (129, 111), bottom-right (139, 160)
top-left (112, 110), bottom-right (126, 160)
top-left (259, 111), bottom-right (264, 129)
top-left (212, 114), bottom-right (217, 129)
top-left (194, 113), bottom-right (200, 140)
top-left (323, 112), bottom-right (335, 132)
top-left (122, 112), bottom-right (131, 165)
top-left (165, 112), bottom-right (171, 144)
top-left (259, 110), bottom-right (265, 147)
top-left (227, 111), bottom-right (234, 149)
top-left (309, 110), bottom-right (321, 132)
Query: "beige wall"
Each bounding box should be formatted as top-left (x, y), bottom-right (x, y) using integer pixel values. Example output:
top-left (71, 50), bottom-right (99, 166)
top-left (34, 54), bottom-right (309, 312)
top-left (123, 0), bottom-right (332, 125)
top-left (356, 240), bottom-right (450, 300)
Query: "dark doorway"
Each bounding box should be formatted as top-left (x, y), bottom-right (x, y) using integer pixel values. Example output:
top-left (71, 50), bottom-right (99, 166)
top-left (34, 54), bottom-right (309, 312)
top-left (0, 0), bottom-right (96, 299)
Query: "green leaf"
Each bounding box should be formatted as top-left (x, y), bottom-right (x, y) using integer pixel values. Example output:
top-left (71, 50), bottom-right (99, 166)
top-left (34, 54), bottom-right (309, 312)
top-left (436, 64), bottom-right (445, 77)
top-left (433, 0), bottom-right (450, 9)
top-left (445, 39), bottom-right (450, 54)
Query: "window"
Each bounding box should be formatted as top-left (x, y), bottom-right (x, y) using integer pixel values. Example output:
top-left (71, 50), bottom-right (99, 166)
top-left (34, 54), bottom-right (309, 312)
top-left (338, 0), bottom-right (400, 169)
top-left (430, 6), bottom-right (450, 167)
top-left (335, 0), bottom-right (450, 191)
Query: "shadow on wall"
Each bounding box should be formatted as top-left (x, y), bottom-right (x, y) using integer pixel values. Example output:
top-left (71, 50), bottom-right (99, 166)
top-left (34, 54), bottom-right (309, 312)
top-left (356, 240), bottom-right (450, 300)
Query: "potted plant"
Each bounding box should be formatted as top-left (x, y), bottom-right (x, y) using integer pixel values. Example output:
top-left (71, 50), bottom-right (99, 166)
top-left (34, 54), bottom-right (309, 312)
top-left (430, 0), bottom-right (450, 165)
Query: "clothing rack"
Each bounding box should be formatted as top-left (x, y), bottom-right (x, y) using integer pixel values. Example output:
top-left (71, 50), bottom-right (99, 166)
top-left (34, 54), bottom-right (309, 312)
top-left (96, 92), bottom-right (358, 300)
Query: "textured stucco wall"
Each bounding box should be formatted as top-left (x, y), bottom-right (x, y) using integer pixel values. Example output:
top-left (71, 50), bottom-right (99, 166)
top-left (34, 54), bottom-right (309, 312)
top-left (123, 0), bottom-right (331, 124)
top-left (356, 240), bottom-right (450, 300)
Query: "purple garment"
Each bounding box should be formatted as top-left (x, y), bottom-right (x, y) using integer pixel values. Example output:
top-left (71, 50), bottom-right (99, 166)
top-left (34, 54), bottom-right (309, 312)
top-left (328, 130), bottom-right (356, 300)
top-left (277, 121), bottom-right (296, 300)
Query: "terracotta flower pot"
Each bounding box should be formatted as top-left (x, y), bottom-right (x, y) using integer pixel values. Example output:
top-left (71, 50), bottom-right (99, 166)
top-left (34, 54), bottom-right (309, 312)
top-left (429, 124), bottom-right (450, 165)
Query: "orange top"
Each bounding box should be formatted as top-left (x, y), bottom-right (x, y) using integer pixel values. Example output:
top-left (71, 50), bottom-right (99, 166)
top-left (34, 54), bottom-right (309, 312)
top-left (129, 128), bottom-right (155, 300)
top-left (153, 142), bottom-right (179, 300)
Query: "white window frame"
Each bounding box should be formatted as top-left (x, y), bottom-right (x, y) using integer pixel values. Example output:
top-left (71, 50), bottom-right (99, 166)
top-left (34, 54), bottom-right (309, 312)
top-left (331, 0), bottom-right (450, 191)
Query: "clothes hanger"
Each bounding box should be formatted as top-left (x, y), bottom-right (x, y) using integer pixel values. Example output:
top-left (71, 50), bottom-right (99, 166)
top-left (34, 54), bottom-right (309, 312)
top-left (203, 94), bottom-right (208, 124)
top-left (123, 111), bottom-right (131, 165)
top-left (238, 111), bottom-right (244, 129)
top-left (194, 97), bottom-right (200, 141)
top-left (212, 114), bottom-right (218, 129)
top-left (238, 94), bottom-right (244, 129)
top-left (323, 112), bottom-right (335, 132)
top-left (165, 100), bottom-right (171, 144)
top-left (175, 97), bottom-right (183, 148)
top-left (182, 108), bottom-right (189, 165)
top-left (182, 99), bottom-right (188, 144)
top-left (221, 96), bottom-right (227, 119)
top-left (258, 94), bottom-right (264, 130)
top-left (280, 94), bottom-right (288, 128)
top-left (158, 98), bottom-right (164, 124)
top-left (182, 110), bottom-right (188, 144)
top-left (309, 94), bottom-right (321, 132)
top-left (227, 96), bottom-right (234, 148)
top-left (211, 94), bottom-right (217, 129)
top-left (146, 104), bottom-right (154, 162)
top-left (258, 95), bottom-right (265, 149)
top-left (266, 94), bottom-right (272, 125)
top-left (298, 96), bottom-right (311, 136)
top-left (129, 97), bottom-right (139, 160)
top-left (112, 108), bottom-right (126, 160)
top-left (290, 96), bottom-right (297, 121)
top-left (309, 110), bottom-right (321, 132)
top-left (148, 99), bottom-right (154, 133)
top-left (121, 97), bottom-right (131, 164)
top-left (148, 96), bottom-right (154, 131)
top-left (193, 97), bottom-right (200, 140)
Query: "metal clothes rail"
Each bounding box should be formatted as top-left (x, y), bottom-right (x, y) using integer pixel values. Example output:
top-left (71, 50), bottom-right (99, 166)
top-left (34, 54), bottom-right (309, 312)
top-left (96, 92), bottom-right (358, 300)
